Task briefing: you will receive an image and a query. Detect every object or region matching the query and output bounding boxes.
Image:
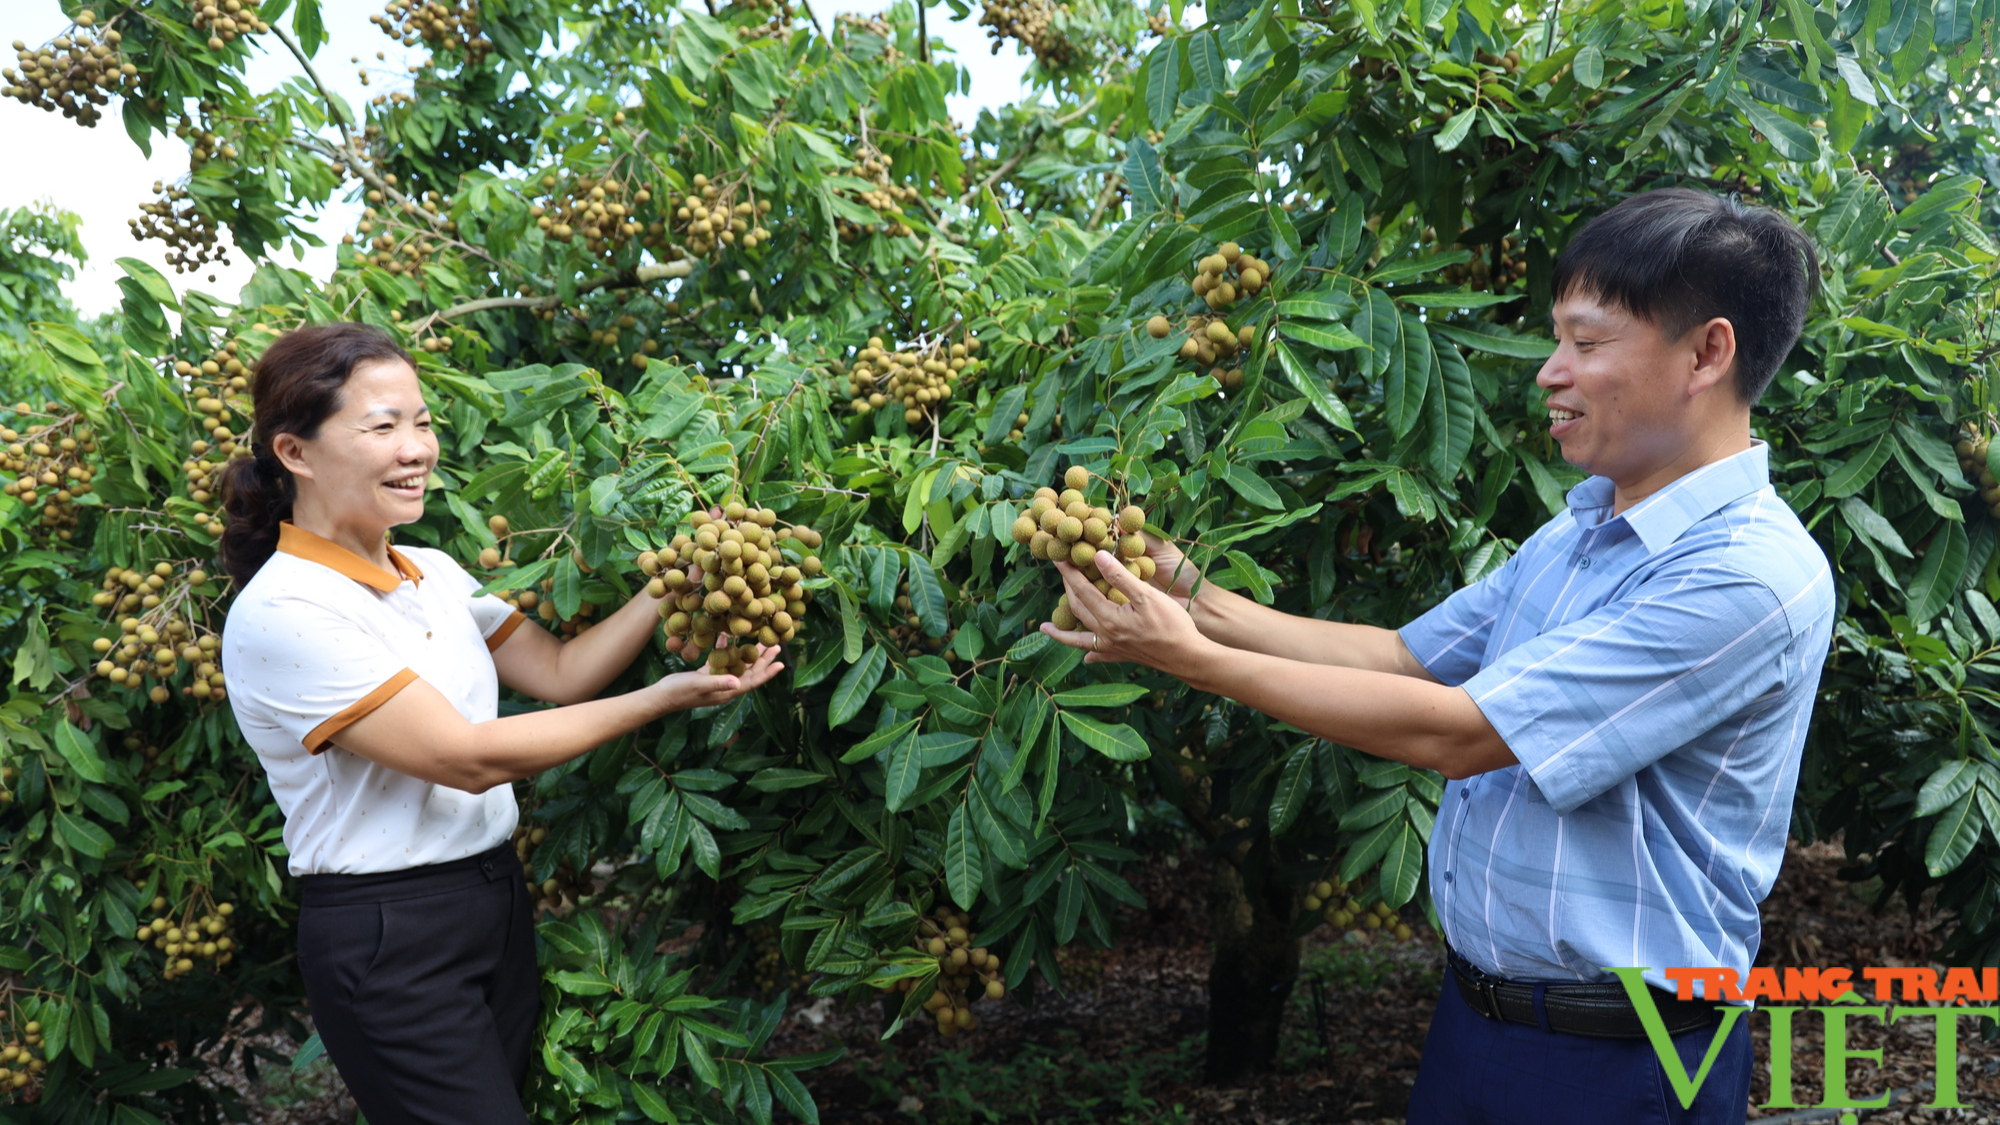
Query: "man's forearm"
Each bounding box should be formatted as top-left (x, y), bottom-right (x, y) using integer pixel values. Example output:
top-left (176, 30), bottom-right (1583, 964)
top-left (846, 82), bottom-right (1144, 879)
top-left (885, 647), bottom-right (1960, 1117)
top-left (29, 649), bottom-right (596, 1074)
top-left (1190, 583), bottom-right (1434, 679)
top-left (1164, 636), bottom-right (1511, 779)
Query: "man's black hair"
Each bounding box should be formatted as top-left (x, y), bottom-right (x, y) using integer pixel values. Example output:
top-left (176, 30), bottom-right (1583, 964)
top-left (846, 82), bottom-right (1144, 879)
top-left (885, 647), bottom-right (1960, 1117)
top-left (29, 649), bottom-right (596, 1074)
top-left (1550, 188), bottom-right (1820, 403)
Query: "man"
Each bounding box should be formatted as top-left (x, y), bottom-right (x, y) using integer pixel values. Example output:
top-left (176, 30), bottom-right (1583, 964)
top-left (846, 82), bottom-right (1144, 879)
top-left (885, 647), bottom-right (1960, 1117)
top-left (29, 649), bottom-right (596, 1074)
top-left (1043, 188), bottom-right (1833, 1124)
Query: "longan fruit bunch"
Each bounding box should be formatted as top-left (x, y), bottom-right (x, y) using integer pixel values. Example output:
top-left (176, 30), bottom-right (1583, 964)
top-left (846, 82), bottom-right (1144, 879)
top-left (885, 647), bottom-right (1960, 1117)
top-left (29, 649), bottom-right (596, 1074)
top-left (511, 822), bottom-right (548, 866)
top-left (190, 0), bottom-right (270, 50)
top-left (1191, 241), bottom-right (1271, 310)
top-left (532, 170), bottom-right (662, 259)
top-left (837, 146), bottom-right (919, 241)
top-left (345, 195), bottom-right (457, 278)
top-left (979, 0), bottom-right (1073, 66)
top-left (511, 823), bottom-right (579, 911)
top-left (0, 403), bottom-right (98, 543)
top-left (131, 181), bottom-right (228, 274)
top-left (1441, 234), bottom-right (1527, 289)
top-left (579, 311), bottom-right (664, 370)
top-left (370, 0), bottom-right (492, 63)
top-left (173, 341), bottom-right (255, 536)
top-left (89, 567), bottom-right (226, 705)
top-left (135, 894), bottom-right (238, 980)
top-left (1305, 878), bottom-right (1414, 941)
top-left (667, 172), bottom-right (775, 257)
top-left (0, 1021), bottom-right (45, 1097)
top-left (647, 502), bottom-right (822, 676)
top-left (728, 0), bottom-right (796, 41)
top-left (1955, 428), bottom-right (2000, 519)
top-left (839, 330), bottom-right (982, 427)
top-left (1010, 464), bottom-right (1155, 630)
top-left (0, 763), bottom-right (16, 806)
top-left (1145, 7), bottom-right (1173, 36)
top-left (1148, 311), bottom-right (1254, 390)
top-left (2, 12), bottom-right (136, 126)
top-left (834, 12), bottom-right (903, 62)
top-left (889, 907), bottom-right (1006, 1037)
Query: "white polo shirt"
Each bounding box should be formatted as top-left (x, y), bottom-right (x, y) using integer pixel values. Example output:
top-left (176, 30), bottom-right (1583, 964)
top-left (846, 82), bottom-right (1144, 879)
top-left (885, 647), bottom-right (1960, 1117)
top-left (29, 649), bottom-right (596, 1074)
top-left (223, 521), bottom-right (530, 875)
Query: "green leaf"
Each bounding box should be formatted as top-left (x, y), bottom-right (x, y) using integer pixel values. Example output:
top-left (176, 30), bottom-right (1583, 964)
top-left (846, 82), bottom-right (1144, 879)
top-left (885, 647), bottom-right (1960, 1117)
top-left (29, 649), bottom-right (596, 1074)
top-left (828, 646), bottom-right (888, 727)
top-left (884, 728), bottom-right (922, 812)
top-left (1434, 107), bottom-right (1477, 151)
top-left (291, 1033), bottom-right (327, 1073)
top-left (1266, 744), bottom-right (1314, 834)
top-left (1574, 45), bottom-right (1605, 88)
top-left (1917, 759), bottom-right (1980, 817)
top-left (1222, 464), bottom-right (1283, 509)
top-left (945, 802), bottom-right (983, 909)
top-left (1429, 322), bottom-right (1554, 359)
top-left (54, 808), bottom-right (115, 858)
top-left (1385, 314), bottom-right (1432, 440)
top-left (53, 720), bottom-right (108, 784)
top-left (1908, 520), bottom-right (1968, 622)
top-left (1378, 820), bottom-right (1424, 907)
top-left (1278, 320), bottom-right (1368, 351)
top-left (1051, 683), bottom-right (1151, 707)
top-left (1823, 434), bottom-right (1894, 498)
top-left (1058, 713), bottom-right (1150, 761)
top-left (905, 555), bottom-right (949, 637)
top-left (1925, 790), bottom-right (1982, 877)
top-left (632, 1082), bottom-right (678, 1123)
top-left (1272, 338), bottom-right (1357, 433)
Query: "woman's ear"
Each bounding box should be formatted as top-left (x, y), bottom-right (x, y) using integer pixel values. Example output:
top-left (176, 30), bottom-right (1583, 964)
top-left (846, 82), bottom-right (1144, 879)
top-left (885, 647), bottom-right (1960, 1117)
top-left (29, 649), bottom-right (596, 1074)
top-left (273, 432), bottom-right (314, 479)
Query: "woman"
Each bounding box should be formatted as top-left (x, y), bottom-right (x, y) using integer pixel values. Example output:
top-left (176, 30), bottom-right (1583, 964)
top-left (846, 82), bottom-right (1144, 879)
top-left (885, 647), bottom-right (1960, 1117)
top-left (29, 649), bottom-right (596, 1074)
top-left (218, 322), bottom-right (781, 1125)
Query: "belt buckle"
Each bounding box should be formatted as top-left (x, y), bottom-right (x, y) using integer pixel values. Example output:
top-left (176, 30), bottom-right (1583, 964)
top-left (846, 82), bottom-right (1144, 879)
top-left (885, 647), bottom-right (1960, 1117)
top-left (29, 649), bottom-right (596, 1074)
top-left (1480, 978), bottom-right (1501, 1021)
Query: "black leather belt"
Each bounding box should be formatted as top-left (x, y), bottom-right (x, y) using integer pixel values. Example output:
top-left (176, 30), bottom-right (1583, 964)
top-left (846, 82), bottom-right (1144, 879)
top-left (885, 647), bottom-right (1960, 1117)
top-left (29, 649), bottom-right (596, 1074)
top-left (1448, 947), bottom-right (1730, 1039)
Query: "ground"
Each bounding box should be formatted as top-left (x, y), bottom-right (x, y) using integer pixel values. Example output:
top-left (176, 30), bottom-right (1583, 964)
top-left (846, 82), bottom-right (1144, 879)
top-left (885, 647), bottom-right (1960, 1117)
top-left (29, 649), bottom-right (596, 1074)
top-left (209, 838), bottom-right (2000, 1124)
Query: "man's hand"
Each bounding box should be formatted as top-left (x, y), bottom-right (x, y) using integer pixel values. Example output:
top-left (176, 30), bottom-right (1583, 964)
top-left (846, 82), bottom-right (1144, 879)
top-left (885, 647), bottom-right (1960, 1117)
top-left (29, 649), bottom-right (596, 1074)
top-left (652, 643), bottom-right (785, 710)
top-left (1040, 548), bottom-right (1210, 673)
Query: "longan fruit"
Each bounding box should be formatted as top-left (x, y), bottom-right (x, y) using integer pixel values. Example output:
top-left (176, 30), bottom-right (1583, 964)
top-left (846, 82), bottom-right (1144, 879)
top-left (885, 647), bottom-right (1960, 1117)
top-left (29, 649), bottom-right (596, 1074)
top-left (1011, 516), bottom-right (1038, 544)
top-left (1119, 533), bottom-right (1146, 558)
top-left (478, 547), bottom-right (501, 569)
top-left (489, 515), bottom-right (509, 535)
top-left (1146, 315), bottom-right (1171, 338)
top-left (1118, 505), bottom-right (1145, 533)
top-left (1068, 540), bottom-right (1097, 566)
top-left (1029, 530), bottom-right (1056, 559)
top-left (1178, 337), bottom-right (1200, 360)
top-left (1056, 516), bottom-right (1083, 543)
top-left (1219, 241), bottom-right (1242, 263)
top-left (1064, 465), bottom-right (1090, 491)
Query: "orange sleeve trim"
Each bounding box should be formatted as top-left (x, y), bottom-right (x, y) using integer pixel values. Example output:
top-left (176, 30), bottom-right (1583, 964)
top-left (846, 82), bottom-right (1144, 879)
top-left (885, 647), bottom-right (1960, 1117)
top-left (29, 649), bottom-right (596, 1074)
top-left (304, 668), bottom-right (420, 755)
top-left (485, 611), bottom-right (528, 653)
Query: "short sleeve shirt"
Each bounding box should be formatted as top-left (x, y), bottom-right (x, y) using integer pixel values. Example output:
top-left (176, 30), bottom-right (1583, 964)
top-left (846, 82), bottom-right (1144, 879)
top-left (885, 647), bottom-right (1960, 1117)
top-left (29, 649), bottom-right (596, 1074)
top-left (1398, 443), bottom-right (1835, 990)
top-left (223, 521), bottom-right (530, 875)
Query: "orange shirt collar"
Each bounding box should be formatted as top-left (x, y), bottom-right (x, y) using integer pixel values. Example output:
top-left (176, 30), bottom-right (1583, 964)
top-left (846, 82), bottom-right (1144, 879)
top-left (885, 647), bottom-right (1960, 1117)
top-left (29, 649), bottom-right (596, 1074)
top-left (276, 521), bottom-right (424, 592)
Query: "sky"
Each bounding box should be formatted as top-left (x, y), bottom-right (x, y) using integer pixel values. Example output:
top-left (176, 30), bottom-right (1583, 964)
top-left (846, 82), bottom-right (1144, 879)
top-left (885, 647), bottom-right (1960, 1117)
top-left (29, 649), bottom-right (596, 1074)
top-left (0, 1), bottom-right (1037, 317)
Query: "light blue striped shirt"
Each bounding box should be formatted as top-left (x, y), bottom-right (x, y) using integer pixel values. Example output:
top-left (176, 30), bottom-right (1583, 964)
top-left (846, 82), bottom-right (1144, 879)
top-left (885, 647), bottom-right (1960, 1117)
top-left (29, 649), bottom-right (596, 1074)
top-left (1400, 442), bottom-right (1834, 991)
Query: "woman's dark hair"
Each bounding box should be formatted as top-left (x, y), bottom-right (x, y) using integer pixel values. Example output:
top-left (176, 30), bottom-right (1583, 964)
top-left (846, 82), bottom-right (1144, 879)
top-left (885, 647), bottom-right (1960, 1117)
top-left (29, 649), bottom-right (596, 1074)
top-left (217, 323), bottom-right (414, 588)
top-left (1551, 187), bottom-right (1820, 403)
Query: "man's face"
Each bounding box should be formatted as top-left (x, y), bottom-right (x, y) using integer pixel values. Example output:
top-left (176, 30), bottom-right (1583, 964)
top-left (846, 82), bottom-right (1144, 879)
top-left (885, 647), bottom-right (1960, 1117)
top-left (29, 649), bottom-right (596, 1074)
top-left (1536, 292), bottom-right (1707, 482)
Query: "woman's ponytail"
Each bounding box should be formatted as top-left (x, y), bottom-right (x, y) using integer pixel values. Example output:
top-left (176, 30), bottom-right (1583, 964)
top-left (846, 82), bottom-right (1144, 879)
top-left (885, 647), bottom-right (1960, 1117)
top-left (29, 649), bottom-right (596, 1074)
top-left (215, 324), bottom-right (415, 590)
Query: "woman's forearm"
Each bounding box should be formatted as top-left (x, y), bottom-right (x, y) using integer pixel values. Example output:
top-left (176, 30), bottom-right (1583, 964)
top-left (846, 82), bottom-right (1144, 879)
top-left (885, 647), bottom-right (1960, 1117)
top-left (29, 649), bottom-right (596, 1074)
top-left (544, 587), bottom-right (669, 702)
top-left (456, 685), bottom-right (675, 791)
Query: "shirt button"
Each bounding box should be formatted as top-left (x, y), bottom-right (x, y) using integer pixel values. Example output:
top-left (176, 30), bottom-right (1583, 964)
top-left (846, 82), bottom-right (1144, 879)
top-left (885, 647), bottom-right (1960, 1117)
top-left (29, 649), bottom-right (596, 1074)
top-left (1577, 556), bottom-right (1592, 569)
top-left (1460, 789), bottom-right (1470, 800)
top-left (1444, 870), bottom-right (1454, 884)
top-left (426, 631), bottom-right (433, 639)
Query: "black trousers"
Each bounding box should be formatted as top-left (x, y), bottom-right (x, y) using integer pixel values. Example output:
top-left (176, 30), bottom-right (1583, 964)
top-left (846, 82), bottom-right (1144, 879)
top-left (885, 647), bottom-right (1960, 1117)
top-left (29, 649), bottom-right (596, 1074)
top-left (297, 840), bottom-right (539, 1125)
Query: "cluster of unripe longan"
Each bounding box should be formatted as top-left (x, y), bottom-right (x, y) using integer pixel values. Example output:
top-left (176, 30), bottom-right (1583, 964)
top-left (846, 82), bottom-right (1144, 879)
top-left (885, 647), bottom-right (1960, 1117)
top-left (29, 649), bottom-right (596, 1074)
top-left (174, 341), bottom-right (255, 537)
top-left (0, 1020), bottom-right (45, 1097)
top-left (371, 0), bottom-right (492, 63)
top-left (882, 581), bottom-right (959, 659)
top-left (837, 147), bottom-right (919, 241)
top-left (1303, 878), bottom-right (1415, 941)
top-left (835, 12), bottom-right (903, 62)
top-left (89, 566), bottom-right (226, 705)
top-left (347, 192), bottom-right (459, 277)
top-left (891, 907), bottom-right (1006, 1037)
top-left (189, 0), bottom-right (270, 50)
top-left (133, 181), bottom-right (228, 274)
top-left (121, 734), bottom-right (171, 777)
top-left (647, 503), bottom-right (822, 677)
top-left (3, 12), bottom-right (135, 126)
top-left (1011, 465), bottom-right (1155, 631)
top-left (979, 0), bottom-right (1073, 66)
top-left (838, 331), bottom-right (982, 427)
top-left (728, 0), bottom-right (797, 41)
top-left (1956, 429), bottom-right (2000, 519)
top-left (1142, 241), bottom-right (1272, 389)
top-left (134, 895), bottom-right (237, 980)
top-left (668, 172), bottom-right (776, 257)
top-left (533, 169), bottom-right (661, 259)
top-left (0, 404), bottom-right (97, 543)
top-left (510, 823), bottom-right (581, 910)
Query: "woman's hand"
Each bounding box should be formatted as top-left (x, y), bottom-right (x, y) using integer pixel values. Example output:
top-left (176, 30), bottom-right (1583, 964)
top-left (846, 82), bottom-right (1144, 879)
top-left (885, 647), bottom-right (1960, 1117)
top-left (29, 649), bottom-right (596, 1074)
top-left (1040, 549), bottom-right (1211, 673)
top-left (651, 644), bottom-right (785, 710)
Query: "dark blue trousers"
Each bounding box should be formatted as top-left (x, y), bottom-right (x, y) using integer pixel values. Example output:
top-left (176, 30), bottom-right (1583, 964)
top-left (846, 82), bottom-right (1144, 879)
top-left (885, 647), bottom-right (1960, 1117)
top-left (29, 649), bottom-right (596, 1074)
top-left (1407, 972), bottom-right (1752, 1124)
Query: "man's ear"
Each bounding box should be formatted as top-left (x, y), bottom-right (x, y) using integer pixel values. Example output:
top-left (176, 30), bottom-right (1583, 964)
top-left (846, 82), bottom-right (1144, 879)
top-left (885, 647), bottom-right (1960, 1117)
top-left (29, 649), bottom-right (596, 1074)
top-left (1687, 317), bottom-right (1738, 399)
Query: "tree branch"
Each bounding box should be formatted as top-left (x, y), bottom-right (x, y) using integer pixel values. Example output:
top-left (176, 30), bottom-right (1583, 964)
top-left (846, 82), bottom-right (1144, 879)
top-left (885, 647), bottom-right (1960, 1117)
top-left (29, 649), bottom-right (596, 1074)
top-left (408, 260), bottom-right (694, 334)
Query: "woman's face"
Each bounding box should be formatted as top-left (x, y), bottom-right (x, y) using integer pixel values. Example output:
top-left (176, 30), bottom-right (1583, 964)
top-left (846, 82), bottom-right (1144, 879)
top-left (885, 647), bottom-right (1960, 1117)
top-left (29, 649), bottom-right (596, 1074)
top-left (280, 358), bottom-right (438, 530)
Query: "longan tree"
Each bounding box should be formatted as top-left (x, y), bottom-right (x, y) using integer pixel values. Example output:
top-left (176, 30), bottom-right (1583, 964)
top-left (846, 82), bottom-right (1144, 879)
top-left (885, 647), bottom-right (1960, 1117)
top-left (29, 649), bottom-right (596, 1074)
top-left (2, 0), bottom-right (2000, 1118)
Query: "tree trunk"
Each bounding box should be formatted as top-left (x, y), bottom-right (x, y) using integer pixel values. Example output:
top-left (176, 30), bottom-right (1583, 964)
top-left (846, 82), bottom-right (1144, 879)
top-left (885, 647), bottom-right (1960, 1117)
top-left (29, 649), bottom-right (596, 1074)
top-left (1204, 842), bottom-right (1301, 1083)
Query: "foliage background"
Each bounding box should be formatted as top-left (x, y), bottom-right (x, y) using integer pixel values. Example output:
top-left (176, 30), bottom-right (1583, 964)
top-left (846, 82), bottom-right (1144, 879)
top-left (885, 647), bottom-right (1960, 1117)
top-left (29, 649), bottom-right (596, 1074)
top-left (1, 0), bottom-right (1999, 1119)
